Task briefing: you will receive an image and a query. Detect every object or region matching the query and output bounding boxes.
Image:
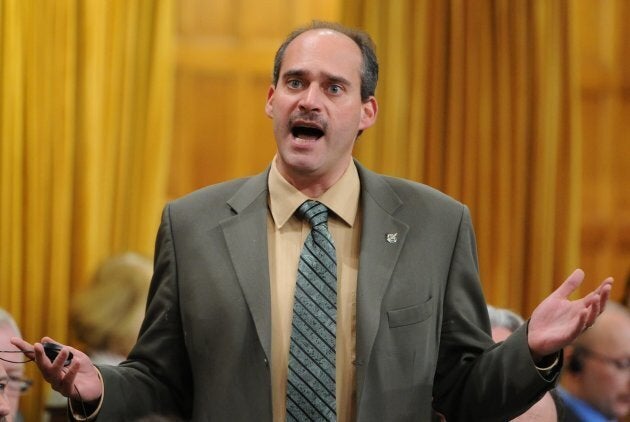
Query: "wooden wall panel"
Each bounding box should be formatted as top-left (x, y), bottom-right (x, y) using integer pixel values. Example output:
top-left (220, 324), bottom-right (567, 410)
top-left (169, 71), bottom-right (236, 193)
top-left (170, 0), bottom-right (630, 301)
top-left (577, 0), bottom-right (630, 300)
top-left (169, 0), bottom-right (341, 199)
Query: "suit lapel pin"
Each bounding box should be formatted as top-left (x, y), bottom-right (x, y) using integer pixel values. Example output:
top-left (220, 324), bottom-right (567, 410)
top-left (386, 233), bottom-right (398, 244)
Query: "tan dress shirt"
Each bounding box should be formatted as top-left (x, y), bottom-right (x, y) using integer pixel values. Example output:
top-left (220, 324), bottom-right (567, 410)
top-left (267, 157), bottom-right (361, 422)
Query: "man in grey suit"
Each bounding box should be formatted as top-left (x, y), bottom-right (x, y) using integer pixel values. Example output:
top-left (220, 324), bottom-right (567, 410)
top-left (14, 21), bottom-right (613, 421)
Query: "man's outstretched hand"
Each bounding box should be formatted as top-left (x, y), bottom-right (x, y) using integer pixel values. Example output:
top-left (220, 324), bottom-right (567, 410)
top-left (528, 269), bottom-right (613, 361)
top-left (10, 336), bottom-right (102, 403)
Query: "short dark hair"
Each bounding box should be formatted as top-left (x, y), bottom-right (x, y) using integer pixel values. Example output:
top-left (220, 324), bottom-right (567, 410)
top-left (272, 21), bottom-right (379, 102)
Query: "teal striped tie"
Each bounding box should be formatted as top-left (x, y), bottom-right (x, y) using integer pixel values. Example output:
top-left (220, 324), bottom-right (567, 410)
top-left (286, 200), bottom-right (337, 421)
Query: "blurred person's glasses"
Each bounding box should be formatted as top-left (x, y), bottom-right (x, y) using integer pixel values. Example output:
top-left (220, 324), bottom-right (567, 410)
top-left (581, 347), bottom-right (630, 371)
top-left (6, 376), bottom-right (32, 395)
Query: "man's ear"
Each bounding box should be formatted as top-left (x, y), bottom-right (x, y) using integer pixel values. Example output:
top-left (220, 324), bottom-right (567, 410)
top-left (359, 96), bottom-right (378, 131)
top-left (265, 85), bottom-right (276, 118)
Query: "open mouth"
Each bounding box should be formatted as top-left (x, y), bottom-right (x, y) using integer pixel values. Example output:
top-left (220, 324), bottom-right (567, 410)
top-left (290, 118), bottom-right (326, 141)
top-left (291, 125), bottom-right (324, 140)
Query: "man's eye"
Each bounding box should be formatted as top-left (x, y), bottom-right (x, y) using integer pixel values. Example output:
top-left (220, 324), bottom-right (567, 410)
top-left (0, 382), bottom-right (6, 392)
top-left (287, 80), bottom-right (302, 89)
top-left (328, 84), bottom-right (342, 95)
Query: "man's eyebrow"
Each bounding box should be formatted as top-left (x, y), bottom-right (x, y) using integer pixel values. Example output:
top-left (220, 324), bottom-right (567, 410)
top-left (326, 74), bottom-right (352, 87)
top-left (281, 69), bottom-right (353, 87)
top-left (282, 69), bottom-right (307, 79)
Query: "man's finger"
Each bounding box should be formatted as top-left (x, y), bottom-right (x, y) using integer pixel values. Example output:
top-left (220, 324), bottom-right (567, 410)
top-left (596, 278), bottom-right (614, 300)
top-left (61, 359), bottom-right (80, 397)
top-left (553, 268), bottom-right (585, 298)
top-left (10, 337), bottom-right (34, 355)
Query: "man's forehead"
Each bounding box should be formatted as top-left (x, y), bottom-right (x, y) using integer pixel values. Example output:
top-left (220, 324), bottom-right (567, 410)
top-left (281, 29), bottom-right (363, 81)
top-left (288, 28), bottom-right (360, 54)
top-left (0, 323), bottom-right (23, 375)
top-left (0, 325), bottom-right (18, 350)
top-left (0, 355), bottom-right (23, 374)
top-left (0, 363), bottom-right (8, 380)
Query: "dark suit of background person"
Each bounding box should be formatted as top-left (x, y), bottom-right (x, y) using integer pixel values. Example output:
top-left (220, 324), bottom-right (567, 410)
top-left (13, 21), bottom-right (614, 422)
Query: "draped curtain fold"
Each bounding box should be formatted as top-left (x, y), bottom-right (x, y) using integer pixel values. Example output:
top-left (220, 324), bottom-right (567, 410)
top-left (343, 0), bottom-right (582, 314)
top-left (0, 1), bottom-right (174, 419)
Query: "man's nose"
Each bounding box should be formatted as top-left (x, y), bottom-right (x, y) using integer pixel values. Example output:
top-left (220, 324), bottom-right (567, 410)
top-left (0, 394), bottom-right (10, 418)
top-left (298, 84), bottom-right (322, 112)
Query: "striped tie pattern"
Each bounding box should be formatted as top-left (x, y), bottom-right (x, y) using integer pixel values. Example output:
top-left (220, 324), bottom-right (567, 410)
top-left (286, 200), bottom-right (337, 421)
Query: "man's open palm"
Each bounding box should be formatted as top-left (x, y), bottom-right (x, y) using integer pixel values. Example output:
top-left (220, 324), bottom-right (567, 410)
top-left (528, 269), bottom-right (613, 360)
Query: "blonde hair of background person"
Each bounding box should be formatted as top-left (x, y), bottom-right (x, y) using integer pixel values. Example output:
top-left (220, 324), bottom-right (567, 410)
top-left (71, 252), bottom-right (153, 365)
top-left (44, 255), bottom-right (153, 422)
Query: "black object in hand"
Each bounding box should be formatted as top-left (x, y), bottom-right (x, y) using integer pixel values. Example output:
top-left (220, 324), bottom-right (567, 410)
top-left (42, 342), bottom-right (73, 367)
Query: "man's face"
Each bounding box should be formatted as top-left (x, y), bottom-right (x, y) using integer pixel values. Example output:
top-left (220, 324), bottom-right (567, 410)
top-left (265, 29), bottom-right (377, 193)
top-left (0, 324), bottom-right (22, 419)
top-left (0, 364), bottom-right (13, 422)
top-left (576, 315), bottom-right (630, 419)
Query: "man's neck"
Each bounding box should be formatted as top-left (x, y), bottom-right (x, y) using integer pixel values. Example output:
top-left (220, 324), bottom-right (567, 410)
top-left (277, 160), bottom-right (352, 198)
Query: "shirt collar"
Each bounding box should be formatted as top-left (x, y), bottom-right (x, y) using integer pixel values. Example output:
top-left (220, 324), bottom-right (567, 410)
top-left (556, 387), bottom-right (616, 422)
top-left (268, 156), bottom-right (360, 228)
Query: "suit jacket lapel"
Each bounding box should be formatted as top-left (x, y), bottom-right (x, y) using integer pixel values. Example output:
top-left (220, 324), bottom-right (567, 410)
top-left (355, 162), bottom-right (409, 396)
top-left (216, 163), bottom-right (409, 393)
top-left (221, 169), bottom-right (273, 362)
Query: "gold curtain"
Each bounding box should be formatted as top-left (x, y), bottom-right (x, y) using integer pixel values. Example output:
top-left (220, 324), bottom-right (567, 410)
top-left (343, 0), bottom-right (582, 315)
top-left (0, 1), bottom-right (174, 420)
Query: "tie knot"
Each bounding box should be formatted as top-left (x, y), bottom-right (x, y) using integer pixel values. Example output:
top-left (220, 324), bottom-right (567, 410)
top-left (296, 200), bottom-right (329, 227)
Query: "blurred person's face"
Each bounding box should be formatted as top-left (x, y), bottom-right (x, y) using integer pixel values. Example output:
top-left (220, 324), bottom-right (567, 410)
top-left (0, 361), bottom-right (14, 421)
top-left (573, 315), bottom-right (630, 419)
top-left (491, 326), bottom-right (512, 342)
top-left (0, 324), bottom-right (22, 419)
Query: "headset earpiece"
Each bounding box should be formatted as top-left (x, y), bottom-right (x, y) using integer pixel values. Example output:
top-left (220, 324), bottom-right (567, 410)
top-left (568, 347), bottom-right (584, 373)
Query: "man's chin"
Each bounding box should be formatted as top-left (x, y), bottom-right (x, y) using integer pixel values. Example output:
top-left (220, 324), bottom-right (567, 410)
top-left (277, 152), bottom-right (319, 173)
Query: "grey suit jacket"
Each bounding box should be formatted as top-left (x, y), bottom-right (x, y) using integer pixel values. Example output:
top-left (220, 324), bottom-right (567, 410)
top-left (97, 161), bottom-right (557, 421)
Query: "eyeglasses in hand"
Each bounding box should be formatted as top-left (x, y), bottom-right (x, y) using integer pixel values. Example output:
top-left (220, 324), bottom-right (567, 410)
top-left (0, 350), bottom-right (34, 365)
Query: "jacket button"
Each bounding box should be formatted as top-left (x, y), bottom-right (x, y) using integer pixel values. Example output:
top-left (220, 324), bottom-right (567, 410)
top-left (264, 357), bottom-right (269, 367)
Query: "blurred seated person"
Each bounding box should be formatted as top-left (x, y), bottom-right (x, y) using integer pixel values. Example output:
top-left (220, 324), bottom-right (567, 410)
top-left (557, 301), bottom-right (630, 422)
top-left (488, 305), bottom-right (563, 421)
top-left (0, 308), bottom-right (31, 422)
top-left (45, 252), bottom-right (152, 421)
top-left (70, 252), bottom-right (153, 365)
top-left (0, 363), bottom-right (12, 421)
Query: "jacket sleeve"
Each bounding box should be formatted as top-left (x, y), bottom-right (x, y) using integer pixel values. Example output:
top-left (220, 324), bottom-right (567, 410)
top-left (432, 207), bottom-right (558, 421)
top-left (95, 204), bottom-right (193, 421)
